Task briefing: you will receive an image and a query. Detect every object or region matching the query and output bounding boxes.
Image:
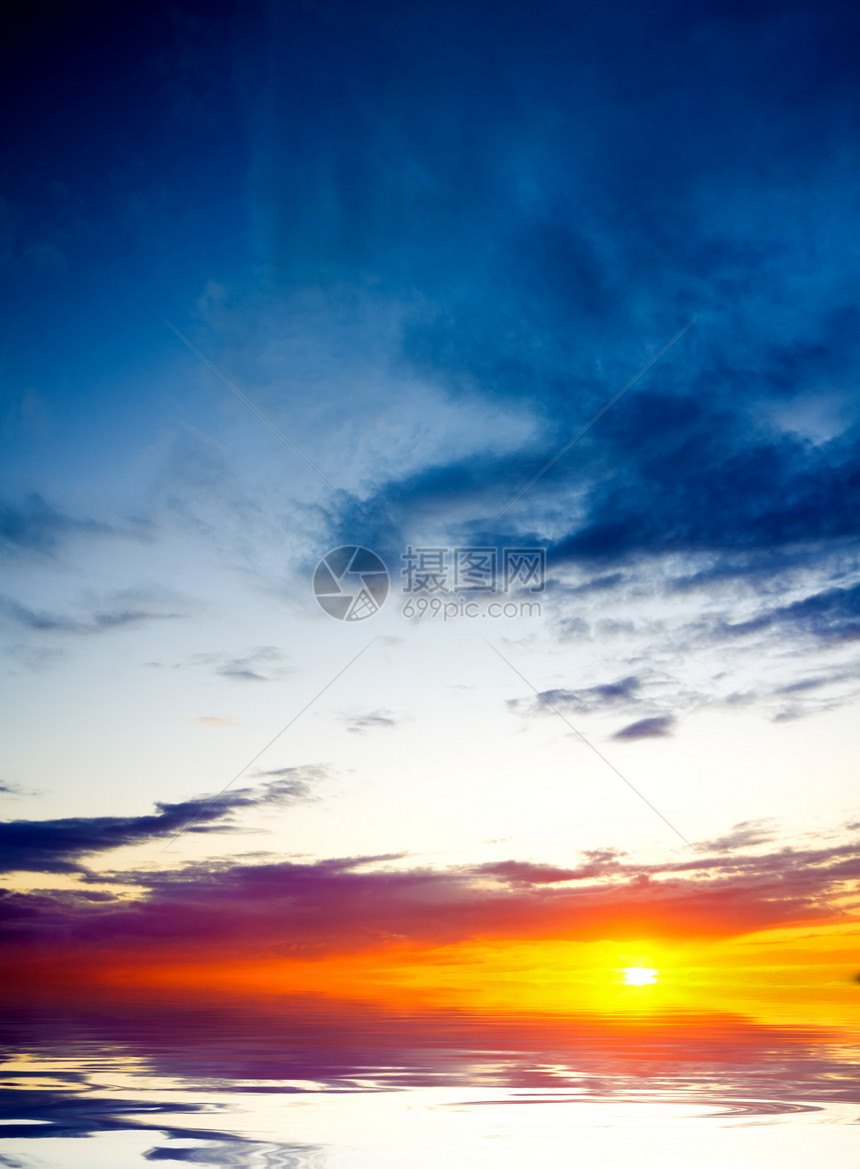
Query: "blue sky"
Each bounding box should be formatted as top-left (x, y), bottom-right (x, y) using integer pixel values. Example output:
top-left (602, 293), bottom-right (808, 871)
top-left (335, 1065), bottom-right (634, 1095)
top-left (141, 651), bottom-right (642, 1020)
top-left (2, 0), bottom-right (860, 891)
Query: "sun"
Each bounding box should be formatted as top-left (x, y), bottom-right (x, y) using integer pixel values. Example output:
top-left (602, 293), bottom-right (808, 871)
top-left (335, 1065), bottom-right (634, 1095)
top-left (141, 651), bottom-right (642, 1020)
top-left (622, 966), bottom-right (658, 985)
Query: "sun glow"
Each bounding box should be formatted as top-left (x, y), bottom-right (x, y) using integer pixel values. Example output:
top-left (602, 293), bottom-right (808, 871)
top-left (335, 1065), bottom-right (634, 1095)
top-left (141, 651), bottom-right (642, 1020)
top-left (622, 967), bottom-right (658, 985)
top-left (33, 924), bottom-right (860, 1027)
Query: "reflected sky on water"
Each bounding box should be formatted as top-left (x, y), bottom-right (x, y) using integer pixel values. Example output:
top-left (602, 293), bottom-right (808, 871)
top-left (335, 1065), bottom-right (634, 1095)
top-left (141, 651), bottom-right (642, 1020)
top-left (2, 995), bottom-right (859, 1167)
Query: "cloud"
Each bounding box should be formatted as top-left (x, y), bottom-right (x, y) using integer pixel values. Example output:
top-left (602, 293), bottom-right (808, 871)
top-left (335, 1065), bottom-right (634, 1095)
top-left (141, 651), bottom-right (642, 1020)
top-left (4, 807), bottom-right (860, 969)
top-left (187, 647), bottom-right (290, 683)
top-left (718, 584), bottom-right (860, 646)
top-left (472, 849), bottom-right (626, 886)
top-left (218, 666), bottom-right (267, 681)
top-left (508, 676), bottom-right (642, 719)
top-left (256, 1), bottom-right (860, 703)
top-left (513, 559), bottom-right (860, 728)
top-left (508, 677), bottom-right (684, 742)
top-left (345, 710), bottom-right (399, 735)
top-left (612, 716), bottom-right (675, 741)
top-left (0, 596), bottom-right (179, 635)
top-left (0, 494), bottom-right (108, 558)
top-left (248, 765), bottom-right (329, 801)
top-left (4, 0), bottom-right (860, 999)
top-left (694, 820), bottom-right (776, 854)
top-left (0, 846), bottom-right (846, 968)
top-left (0, 768), bottom-right (325, 874)
top-left (5, 0), bottom-right (858, 747)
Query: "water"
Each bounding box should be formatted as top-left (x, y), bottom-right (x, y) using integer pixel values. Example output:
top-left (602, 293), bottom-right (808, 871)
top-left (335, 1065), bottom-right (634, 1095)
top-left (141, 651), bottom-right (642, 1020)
top-left (2, 994), bottom-right (859, 1167)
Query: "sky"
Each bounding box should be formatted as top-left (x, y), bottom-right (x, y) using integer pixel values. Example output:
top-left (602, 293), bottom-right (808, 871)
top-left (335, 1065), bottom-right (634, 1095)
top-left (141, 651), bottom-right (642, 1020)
top-left (2, 0), bottom-right (860, 1017)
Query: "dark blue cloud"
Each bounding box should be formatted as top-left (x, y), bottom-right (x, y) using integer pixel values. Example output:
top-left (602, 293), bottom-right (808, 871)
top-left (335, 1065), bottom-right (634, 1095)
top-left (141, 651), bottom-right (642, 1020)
top-left (7, 1), bottom-right (860, 502)
top-left (721, 583), bottom-right (860, 644)
top-left (3, 0), bottom-right (859, 693)
top-left (0, 495), bottom-right (107, 557)
top-left (612, 716), bottom-right (676, 741)
top-left (509, 676), bottom-right (642, 719)
top-left (664, 582), bottom-right (860, 658)
top-left (268, 0), bottom-right (860, 594)
top-left (0, 769), bottom-right (323, 874)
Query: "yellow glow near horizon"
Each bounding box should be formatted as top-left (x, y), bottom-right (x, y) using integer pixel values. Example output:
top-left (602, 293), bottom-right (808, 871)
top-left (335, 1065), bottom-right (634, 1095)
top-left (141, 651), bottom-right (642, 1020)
top-left (46, 923), bottom-right (860, 1030)
top-left (622, 967), bottom-right (659, 985)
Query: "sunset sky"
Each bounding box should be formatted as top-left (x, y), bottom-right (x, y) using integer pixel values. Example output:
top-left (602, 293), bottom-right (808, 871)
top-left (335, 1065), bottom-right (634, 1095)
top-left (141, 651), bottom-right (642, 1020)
top-left (2, 0), bottom-right (860, 1024)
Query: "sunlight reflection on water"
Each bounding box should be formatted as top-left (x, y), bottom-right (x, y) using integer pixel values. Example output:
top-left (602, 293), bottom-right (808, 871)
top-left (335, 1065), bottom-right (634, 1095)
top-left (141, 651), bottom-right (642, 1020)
top-left (1, 997), bottom-right (859, 1167)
